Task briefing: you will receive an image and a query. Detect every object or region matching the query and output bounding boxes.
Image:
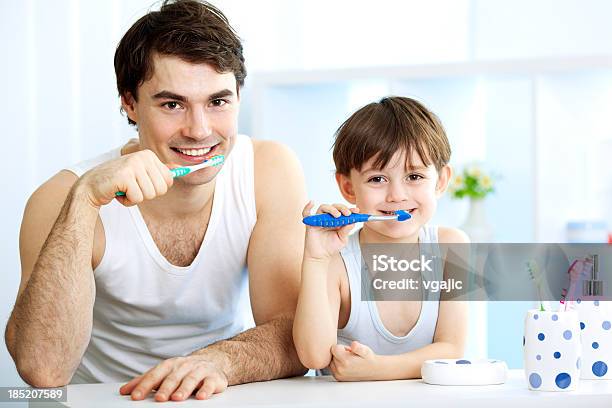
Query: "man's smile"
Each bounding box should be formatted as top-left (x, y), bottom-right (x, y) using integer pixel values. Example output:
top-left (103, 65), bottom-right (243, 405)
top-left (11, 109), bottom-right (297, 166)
top-left (170, 142), bottom-right (221, 164)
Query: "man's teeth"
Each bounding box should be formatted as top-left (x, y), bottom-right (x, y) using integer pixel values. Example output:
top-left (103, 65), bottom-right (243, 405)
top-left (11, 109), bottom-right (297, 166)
top-left (175, 146), bottom-right (212, 156)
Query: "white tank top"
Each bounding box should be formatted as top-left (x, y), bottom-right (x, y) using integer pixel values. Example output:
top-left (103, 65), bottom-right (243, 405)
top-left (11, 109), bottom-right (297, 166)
top-left (64, 135), bottom-right (256, 383)
top-left (334, 226), bottom-right (442, 361)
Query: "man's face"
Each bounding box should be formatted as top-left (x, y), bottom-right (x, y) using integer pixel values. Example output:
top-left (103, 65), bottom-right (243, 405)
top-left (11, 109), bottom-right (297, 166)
top-left (123, 53), bottom-right (239, 186)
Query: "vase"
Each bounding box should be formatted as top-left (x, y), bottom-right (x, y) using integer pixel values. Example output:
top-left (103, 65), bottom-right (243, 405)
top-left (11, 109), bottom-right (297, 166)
top-left (460, 198), bottom-right (494, 243)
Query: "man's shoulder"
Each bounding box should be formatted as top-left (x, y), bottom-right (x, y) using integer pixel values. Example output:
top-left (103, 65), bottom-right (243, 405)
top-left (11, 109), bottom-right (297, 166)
top-left (251, 138), bottom-right (303, 180)
top-left (252, 138), bottom-right (297, 163)
top-left (250, 138), bottom-right (306, 214)
top-left (28, 170), bottom-right (79, 210)
top-left (20, 171), bottom-right (81, 264)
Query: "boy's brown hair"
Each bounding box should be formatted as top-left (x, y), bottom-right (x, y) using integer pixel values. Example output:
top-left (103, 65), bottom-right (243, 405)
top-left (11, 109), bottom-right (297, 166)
top-left (333, 96), bottom-right (451, 176)
top-left (114, 0), bottom-right (246, 125)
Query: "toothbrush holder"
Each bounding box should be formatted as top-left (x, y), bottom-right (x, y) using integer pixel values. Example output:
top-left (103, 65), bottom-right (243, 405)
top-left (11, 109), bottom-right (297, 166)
top-left (573, 299), bottom-right (612, 379)
top-left (523, 309), bottom-right (581, 391)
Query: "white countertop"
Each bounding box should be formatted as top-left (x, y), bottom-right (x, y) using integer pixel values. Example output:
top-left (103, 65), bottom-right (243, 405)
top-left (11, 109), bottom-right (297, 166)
top-left (30, 370), bottom-right (612, 407)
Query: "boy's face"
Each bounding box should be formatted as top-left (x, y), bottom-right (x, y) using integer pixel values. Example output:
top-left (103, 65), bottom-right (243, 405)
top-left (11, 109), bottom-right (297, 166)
top-left (337, 149), bottom-right (451, 241)
top-left (121, 54), bottom-right (240, 186)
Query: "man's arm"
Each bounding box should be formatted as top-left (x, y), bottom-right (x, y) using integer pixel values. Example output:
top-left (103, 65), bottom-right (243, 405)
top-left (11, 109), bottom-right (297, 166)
top-left (6, 149), bottom-right (174, 387)
top-left (121, 140), bottom-right (308, 402)
top-left (201, 140), bottom-right (308, 383)
top-left (5, 171), bottom-right (97, 387)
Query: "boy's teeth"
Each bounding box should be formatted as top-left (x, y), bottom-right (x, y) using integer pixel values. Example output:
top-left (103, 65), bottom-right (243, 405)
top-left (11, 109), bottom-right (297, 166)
top-left (176, 147), bottom-right (212, 156)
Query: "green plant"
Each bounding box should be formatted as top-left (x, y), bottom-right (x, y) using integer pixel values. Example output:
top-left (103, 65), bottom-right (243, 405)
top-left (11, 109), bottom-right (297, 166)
top-left (449, 165), bottom-right (495, 200)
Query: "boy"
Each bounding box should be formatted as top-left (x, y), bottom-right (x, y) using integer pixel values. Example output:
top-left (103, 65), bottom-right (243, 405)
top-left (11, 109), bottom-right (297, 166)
top-left (294, 96), bottom-right (469, 381)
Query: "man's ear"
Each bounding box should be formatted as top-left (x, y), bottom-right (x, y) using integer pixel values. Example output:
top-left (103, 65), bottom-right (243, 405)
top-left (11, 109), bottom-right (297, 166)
top-left (335, 172), bottom-right (357, 205)
top-left (435, 164), bottom-right (452, 198)
top-left (121, 92), bottom-right (138, 124)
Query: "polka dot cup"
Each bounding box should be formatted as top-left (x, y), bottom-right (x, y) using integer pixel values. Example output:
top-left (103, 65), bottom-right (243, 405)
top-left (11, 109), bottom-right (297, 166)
top-left (574, 299), bottom-right (612, 379)
top-left (523, 309), bottom-right (581, 391)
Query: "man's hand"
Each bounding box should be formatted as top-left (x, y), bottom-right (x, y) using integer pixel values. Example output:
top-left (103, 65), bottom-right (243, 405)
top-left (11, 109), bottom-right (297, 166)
top-left (119, 355), bottom-right (228, 402)
top-left (329, 341), bottom-right (382, 381)
top-left (77, 149), bottom-right (174, 209)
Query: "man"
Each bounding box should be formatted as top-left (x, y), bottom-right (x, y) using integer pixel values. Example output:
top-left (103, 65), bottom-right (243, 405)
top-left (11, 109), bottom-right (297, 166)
top-left (5, 0), bottom-right (307, 402)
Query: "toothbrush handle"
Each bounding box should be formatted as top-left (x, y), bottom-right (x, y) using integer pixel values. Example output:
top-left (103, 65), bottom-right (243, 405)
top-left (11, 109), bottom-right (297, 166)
top-left (115, 167), bottom-right (191, 196)
top-left (302, 213), bottom-right (371, 227)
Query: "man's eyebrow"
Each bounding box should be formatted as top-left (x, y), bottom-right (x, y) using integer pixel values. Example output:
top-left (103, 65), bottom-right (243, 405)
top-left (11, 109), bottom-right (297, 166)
top-left (208, 89), bottom-right (234, 100)
top-left (152, 91), bottom-right (187, 102)
top-left (151, 89), bottom-right (235, 102)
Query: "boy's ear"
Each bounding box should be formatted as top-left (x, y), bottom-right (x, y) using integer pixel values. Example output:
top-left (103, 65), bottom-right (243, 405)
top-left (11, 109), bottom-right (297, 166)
top-left (435, 164), bottom-right (452, 198)
top-left (335, 172), bottom-right (357, 205)
top-left (121, 92), bottom-right (138, 124)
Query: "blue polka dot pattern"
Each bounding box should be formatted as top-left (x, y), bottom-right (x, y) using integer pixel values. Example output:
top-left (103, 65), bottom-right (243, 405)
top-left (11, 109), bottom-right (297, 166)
top-left (592, 342), bottom-right (599, 349)
top-left (577, 298), bottom-right (581, 304)
top-left (552, 314), bottom-right (558, 321)
top-left (538, 333), bottom-right (545, 341)
top-left (580, 322), bottom-right (585, 330)
top-left (563, 330), bottom-right (572, 340)
top-left (536, 355), bottom-right (541, 361)
top-left (555, 372), bottom-right (571, 389)
top-left (435, 361), bottom-right (448, 364)
top-left (603, 321), bottom-right (611, 330)
top-left (554, 352), bottom-right (561, 359)
top-left (594, 300), bottom-right (599, 306)
top-left (592, 361), bottom-right (608, 377)
top-left (577, 357), bottom-right (581, 369)
top-left (534, 314), bottom-right (539, 320)
top-left (456, 360), bottom-right (471, 364)
top-left (529, 373), bottom-right (542, 388)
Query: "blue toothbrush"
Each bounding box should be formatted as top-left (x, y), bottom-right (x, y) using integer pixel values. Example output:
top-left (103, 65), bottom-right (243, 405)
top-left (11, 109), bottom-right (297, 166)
top-left (115, 155), bottom-right (224, 197)
top-left (303, 210), bottom-right (411, 228)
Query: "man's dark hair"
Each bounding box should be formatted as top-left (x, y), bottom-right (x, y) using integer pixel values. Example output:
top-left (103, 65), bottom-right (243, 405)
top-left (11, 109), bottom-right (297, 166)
top-left (114, 0), bottom-right (246, 125)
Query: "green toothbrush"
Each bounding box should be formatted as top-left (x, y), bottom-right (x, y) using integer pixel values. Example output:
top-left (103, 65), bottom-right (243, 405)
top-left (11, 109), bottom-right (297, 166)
top-left (115, 155), bottom-right (224, 197)
top-left (527, 260), bottom-right (547, 311)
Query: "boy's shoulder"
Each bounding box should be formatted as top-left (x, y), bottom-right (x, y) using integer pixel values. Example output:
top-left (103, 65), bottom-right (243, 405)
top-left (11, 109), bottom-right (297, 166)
top-left (437, 226), bottom-right (470, 244)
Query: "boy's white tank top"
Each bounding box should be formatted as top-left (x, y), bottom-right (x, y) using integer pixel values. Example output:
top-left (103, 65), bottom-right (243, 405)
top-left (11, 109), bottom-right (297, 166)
top-left (336, 226), bottom-right (442, 356)
top-left (64, 135), bottom-right (256, 383)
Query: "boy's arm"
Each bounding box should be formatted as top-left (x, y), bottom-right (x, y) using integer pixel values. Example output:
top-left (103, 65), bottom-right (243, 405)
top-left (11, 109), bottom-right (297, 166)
top-left (330, 227), bottom-right (469, 381)
top-left (370, 301), bottom-right (468, 380)
top-left (293, 253), bottom-right (343, 369)
top-left (330, 300), bottom-right (468, 381)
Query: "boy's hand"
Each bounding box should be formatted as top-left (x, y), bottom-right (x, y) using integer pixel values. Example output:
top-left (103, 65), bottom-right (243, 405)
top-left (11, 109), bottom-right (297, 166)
top-left (329, 341), bottom-right (381, 381)
top-left (302, 201), bottom-right (359, 263)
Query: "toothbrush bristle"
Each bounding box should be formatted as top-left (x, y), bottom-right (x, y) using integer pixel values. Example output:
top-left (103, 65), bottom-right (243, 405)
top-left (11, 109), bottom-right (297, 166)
top-left (395, 210), bottom-right (411, 222)
top-left (210, 155), bottom-right (224, 165)
top-left (527, 260), bottom-right (546, 310)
